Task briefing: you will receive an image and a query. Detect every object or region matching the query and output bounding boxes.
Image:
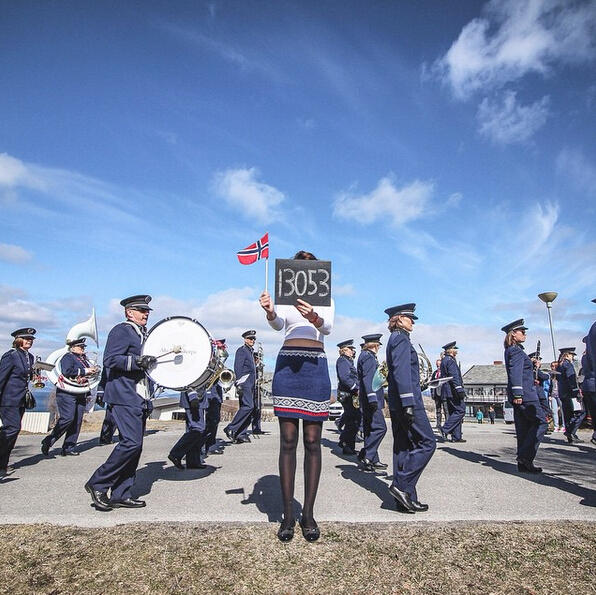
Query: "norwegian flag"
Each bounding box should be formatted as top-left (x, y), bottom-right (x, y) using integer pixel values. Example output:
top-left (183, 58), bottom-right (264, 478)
top-left (237, 233), bottom-right (269, 265)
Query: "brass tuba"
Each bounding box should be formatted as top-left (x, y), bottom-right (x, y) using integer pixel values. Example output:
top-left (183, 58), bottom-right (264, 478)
top-left (44, 310), bottom-right (101, 394)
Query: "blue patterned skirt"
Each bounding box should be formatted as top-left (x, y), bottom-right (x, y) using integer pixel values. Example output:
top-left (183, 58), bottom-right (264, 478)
top-left (272, 346), bottom-right (331, 421)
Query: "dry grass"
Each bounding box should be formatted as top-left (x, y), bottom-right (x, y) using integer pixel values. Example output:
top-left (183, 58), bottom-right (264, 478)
top-left (0, 522), bottom-right (594, 594)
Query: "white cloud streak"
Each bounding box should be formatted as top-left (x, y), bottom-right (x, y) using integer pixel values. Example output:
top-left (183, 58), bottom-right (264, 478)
top-left (212, 167), bottom-right (285, 224)
top-left (434, 0), bottom-right (596, 100)
top-left (556, 147), bottom-right (596, 197)
top-left (0, 243), bottom-right (33, 264)
top-left (477, 91), bottom-right (550, 144)
top-left (333, 176), bottom-right (435, 227)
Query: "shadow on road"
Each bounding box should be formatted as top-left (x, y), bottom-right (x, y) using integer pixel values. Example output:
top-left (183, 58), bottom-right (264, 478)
top-left (442, 446), bottom-right (596, 507)
top-left (134, 460), bottom-right (218, 498)
top-left (240, 474), bottom-right (300, 522)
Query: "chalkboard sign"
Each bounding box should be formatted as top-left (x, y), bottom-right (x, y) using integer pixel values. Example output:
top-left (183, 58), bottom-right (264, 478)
top-left (274, 259), bottom-right (332, 307)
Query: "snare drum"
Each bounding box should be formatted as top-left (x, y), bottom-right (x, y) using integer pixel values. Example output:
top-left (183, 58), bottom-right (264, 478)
top-left (142, 316), bottom-right (217, 391)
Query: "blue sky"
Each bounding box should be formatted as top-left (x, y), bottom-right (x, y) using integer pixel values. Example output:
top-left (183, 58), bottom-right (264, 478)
top-left (1, 0), bottom-right (595, 374)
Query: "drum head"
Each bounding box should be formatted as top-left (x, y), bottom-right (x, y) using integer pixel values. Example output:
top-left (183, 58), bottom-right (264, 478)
top-left (142, 316), bottom-right (214, 390)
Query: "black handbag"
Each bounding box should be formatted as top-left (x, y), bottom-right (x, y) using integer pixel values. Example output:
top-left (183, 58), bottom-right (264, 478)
top-left (24, 389), bottom-right (36, 410)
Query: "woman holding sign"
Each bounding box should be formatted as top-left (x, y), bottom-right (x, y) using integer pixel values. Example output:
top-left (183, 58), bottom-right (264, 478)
top-left (259, 250), bottom-right (334, 543)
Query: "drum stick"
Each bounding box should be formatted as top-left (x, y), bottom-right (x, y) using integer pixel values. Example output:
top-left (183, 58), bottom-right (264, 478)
top-left (154, 346), bottom-right (183, 359)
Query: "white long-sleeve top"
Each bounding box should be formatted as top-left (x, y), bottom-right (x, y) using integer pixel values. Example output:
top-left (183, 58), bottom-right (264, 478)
top-left (267, 299), bottom-right (335, 343)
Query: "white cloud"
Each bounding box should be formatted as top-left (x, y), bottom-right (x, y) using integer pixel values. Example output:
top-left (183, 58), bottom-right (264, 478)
top-left (477, 91), bottom-right (550, 144)
top-left (212, 167), bottom-right (285, 224)
top-left (0, 243), bottom-right (33, 264)
top-left (556, 147), bottom-right (596, 197)
top-left (333, 176), bottom-right (434, 227)
top-left (434, 0), bottom-right (596, 100)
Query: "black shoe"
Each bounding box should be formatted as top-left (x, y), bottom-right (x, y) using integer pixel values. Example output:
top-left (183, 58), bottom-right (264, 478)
top-left (299, 519), bottom-right (320, 542)
top-left (277, 518), bottom-right (296, 542)
top-left (168, 454), bottom-right (185, 470)
top-left (373, 461), bottom-right (388, 470)
top-left (223, 427), bottom-right (234, 441)
top-left (61, 450), bottom-right (80, 456)
top-left (236, 436), bottom-right (251, 443)
top-left (342, 446), bottom-right (356, 455)
top-left (389, 484), bottom-right (415, 512)
top-left (359, 458), bottom-right (376, 472)
top-left (438, 427), bottom-right (448, 440)
top-left (564, 432), bottom-right (574, 444)
top-left (252, 430), bottom-right (267, 435)
top-left (110, 498), bottom-right (146, 508)
top-left (517, 459), bottom-right (542, 473)
top-left (99, 438), bottom-right (112, 445)
top-left (410, 500), bottom-right (429, 512)
top-left (452, 438), bottom-right (467, 443)
top-left (357, 449), bottom-right (365, 462)
top-left (84, 482), bottom-right (112, 511)
top-left (572, 435), bottom-right (584, 443)
top-left (186, 462), bottom-right (207, 469)
top-left (41, 436), bottom-right (51, 455)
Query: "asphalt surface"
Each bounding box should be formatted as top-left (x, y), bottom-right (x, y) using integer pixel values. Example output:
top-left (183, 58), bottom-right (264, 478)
top-left (1, 420), bottom-right (595, 527)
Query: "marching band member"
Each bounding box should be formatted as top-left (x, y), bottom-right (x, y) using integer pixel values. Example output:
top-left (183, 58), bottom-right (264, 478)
top-left (41, 338), bottom-right (99, 456)
top-left (357, 334), bottom-right (387, 472)
top-left (528, 352), bottom-right (552, 431)
top-left (438, 342), bottom-right (467, 443)
top-left (259, 250), bottom-right (334, 542)
top-left (168, 388), bottom-right (208, 470)
top-left (252, 346), bottom-right (265, 435)
top-left (203, 339), bottom-right (226, 455)
top-left (0, 328), bottom-right (36, 477)
top-left (224, 330), bottom-right (257, 444)
top-left (582, 299), bottom-right (596, 445)
top-left (502, 319), bottom-right (548, 472)
top-left (85, 295), bottom-right (156, 511)
top-left (430, 357), bottom-right (448, 430)
top-left (336, 339), bottom-right (360, 455)
top-left (385, 304), bottom-right (435, 513)
top-left (558, 347), bottom-right (585, 444)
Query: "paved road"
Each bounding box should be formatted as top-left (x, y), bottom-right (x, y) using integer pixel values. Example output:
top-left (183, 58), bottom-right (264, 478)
top-left (1, 421), bottom-right (594, 527)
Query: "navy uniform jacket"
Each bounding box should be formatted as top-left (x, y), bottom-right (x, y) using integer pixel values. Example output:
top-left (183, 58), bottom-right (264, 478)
top-left (205, 383), bottom-right (224, 403)
top-left (558, 359), bottom-right (579, 400)
top-left (103, 322), bottom-right (149, 407)
top-left (358, 350), bottom-right (383, 406)
top-left (336, 355), bottom-right (358, 394)
top-left (504, 344), bottom-right (538, 404)
top-left (386, 330), bottom-right (420, 410)
top-left (59, 352), bottom-right (91, 396)
top-left (580, 353), bottom-right (595, 393)
top-left (234, 345), bottom-right (256, 394)
top-left (440, 355), bottom-right (466, 401)
top-left (586, 321), bottom-right (596, 392)
top-left (535, 368), bottom-right (551, 411)
top-left (0, 348), bottom-right (34, 407)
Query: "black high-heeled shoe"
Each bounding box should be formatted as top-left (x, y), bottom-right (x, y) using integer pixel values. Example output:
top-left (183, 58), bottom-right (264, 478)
top-left (277, 518), bottom-right (295, 542)
top-left (299, 519), bottom-right (320, 542)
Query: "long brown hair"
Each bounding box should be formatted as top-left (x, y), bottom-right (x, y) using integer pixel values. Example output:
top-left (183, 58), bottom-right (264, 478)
top-left (12, 337), bottom-right (27, 349)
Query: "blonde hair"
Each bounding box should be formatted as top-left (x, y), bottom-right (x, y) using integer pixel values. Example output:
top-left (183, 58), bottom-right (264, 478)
top-left (503, 331), bottom-right (517, 348)
top-left (12, 337), bottom-right (27, 349)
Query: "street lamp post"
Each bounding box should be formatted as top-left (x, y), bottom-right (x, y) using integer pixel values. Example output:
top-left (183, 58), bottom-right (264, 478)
top-left (538, 292), bottom-right (558, 360)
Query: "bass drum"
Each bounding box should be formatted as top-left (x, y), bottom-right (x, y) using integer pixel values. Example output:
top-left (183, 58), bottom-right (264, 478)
top-left (141, 316), bottom-right (217, 391)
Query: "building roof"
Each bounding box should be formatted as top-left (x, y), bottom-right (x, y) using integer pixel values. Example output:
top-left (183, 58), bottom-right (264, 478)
top-left (463, 365), bottom-right (508, 385)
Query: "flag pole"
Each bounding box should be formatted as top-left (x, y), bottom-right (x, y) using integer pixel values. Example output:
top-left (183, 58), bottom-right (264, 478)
top-left (265, 257), bottom-right (269, 292)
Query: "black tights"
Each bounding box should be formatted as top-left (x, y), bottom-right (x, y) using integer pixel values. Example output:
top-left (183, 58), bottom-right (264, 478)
top-left (278, 418), bottom-right (322, 526)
